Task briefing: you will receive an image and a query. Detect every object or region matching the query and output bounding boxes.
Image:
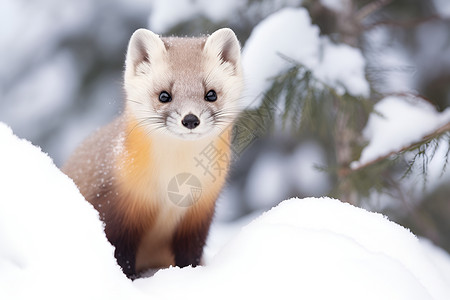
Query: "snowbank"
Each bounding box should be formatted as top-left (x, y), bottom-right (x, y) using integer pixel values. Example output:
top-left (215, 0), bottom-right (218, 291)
top-left (0, 123), bottom-right (142, 300)
top-left (353, 95), bottom-right (450, 168)
top-left (1, 122), bottom-right (449, 299)
top-left (241, 7), bottom-right (369, 108)
top-left (137, 198), bottom-right (450, 300)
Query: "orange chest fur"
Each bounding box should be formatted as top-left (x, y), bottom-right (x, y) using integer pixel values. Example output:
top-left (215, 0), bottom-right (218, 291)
top-left (113, 121), bottom-right (232, 271)
top-left (116, 121), bottom-right (232, 204)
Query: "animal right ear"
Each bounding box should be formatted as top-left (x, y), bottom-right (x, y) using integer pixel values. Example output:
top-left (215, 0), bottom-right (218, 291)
top-left (204, 28), bottom-right (241, 69)
top-left (125, 29), bottom-right (166, 76)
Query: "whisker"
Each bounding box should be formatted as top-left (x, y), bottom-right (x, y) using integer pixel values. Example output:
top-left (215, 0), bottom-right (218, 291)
top-left (127, 99), bottom-right (146, 105)
top-left (126, 115), bottom-right (166, 138)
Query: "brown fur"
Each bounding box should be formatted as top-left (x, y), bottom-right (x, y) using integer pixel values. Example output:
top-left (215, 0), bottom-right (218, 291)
top-left (63, 115), bottom-right (232, 277)
top-left (62, 28), bottom-right (242, 278)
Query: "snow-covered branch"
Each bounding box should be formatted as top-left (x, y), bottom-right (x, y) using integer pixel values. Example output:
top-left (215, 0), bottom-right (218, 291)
top-left (351, 120), bottom-right (450, 173)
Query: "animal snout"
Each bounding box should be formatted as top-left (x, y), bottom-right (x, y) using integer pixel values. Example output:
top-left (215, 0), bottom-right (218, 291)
top-left (181, 114), bottom-right (200, 129)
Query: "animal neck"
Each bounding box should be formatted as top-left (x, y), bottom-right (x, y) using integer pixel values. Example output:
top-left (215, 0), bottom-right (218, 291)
top-left (116, 115), bottom-right (232, 202)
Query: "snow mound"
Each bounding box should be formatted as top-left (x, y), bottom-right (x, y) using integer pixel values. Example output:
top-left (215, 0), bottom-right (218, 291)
top-left (353, 95), bottom-right (450, 168)
top-left (242, 7), bottom-right (369, 108)
top-left (0, 122), bottom-right (449, 299)
top-left (0, 123), bottom-right (142, 300)
top-left (136, 197), bottom-right (450, 300)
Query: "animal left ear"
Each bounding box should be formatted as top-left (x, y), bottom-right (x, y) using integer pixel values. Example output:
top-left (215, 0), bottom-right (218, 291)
top-left (125, 28), bottom-right (166, 77)
top-left (204, 28), bottom-right (241, 68)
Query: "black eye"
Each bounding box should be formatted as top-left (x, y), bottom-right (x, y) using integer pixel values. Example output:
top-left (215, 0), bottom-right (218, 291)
top-left (159, 91), bottom-right (172, 103)
top-left (205, 90), bottom-right (217, 102)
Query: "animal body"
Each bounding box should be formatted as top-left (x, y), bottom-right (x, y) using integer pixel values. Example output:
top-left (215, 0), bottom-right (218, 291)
top-left (62, 28), bottom-right (244, 278)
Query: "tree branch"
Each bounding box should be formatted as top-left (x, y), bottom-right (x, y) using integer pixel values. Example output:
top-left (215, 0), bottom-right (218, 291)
top-left (349, 121), bottom-right (450, 173)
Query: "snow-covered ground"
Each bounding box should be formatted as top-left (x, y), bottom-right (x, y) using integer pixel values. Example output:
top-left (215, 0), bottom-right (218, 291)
top-left (1, 122), bottom-right (449, 300)
top-left (2, 2), bottom-right (450, 299)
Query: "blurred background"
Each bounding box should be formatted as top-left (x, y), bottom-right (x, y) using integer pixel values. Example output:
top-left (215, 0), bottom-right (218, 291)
top-left (1, 0), bottom-right (449, 253)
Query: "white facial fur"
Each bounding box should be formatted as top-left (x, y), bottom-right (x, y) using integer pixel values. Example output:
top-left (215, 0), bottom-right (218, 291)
top-left (124, 28), bottom-right (244, 140)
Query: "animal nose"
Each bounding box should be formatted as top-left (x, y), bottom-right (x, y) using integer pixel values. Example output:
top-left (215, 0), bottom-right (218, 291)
top-left (182, 114), bottom-right (200, 129)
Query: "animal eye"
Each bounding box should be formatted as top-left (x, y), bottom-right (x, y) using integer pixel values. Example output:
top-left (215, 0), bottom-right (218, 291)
top-left (159, 91), bottom-right (172, 103)
top-left (205, 90), bottom-right (217, 102)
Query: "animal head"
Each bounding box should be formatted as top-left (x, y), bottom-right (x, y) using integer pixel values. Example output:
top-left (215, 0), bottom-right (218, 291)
top-left (124, 28), bottom-right (244, 140)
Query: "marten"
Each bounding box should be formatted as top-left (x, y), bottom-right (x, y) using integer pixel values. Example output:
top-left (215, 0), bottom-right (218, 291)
top-left (62, 28), bottom-right (244, 278)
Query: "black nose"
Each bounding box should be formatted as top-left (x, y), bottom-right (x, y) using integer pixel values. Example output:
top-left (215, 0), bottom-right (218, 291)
top-left (182, 114), bottom-right (200, 129)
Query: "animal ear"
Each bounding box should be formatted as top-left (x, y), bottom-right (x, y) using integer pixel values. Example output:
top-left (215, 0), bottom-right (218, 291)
top-left (204, 28), bottom-right (241, 68)
top-left (125, 28), bottom-right (166, 76)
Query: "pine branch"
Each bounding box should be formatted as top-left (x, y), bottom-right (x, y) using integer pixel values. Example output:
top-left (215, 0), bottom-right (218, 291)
top-left (349, 121), bottom-right (450, 173)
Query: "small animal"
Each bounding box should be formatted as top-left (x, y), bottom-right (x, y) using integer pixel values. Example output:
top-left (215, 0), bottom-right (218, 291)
top-left (62, 28), bottom-right (244, 278)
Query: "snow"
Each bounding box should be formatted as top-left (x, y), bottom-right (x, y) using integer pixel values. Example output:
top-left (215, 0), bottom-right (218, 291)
top-left (136, 198), bottom-right (450, 300)
top-left (314, 39), bottom-right (369, 97)
top-left (1, 122), bottom-right (450, 299)
top-left (241, 7), bottom-right (369, 108)
top-left (419, 238), bottom-right (450, 285)
top-left (353, 95), bottom-right (450, 168)
top-left (0, 123), bottom-right (142, 300)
